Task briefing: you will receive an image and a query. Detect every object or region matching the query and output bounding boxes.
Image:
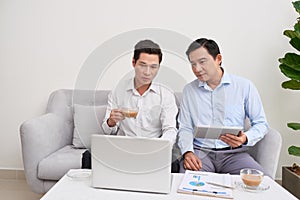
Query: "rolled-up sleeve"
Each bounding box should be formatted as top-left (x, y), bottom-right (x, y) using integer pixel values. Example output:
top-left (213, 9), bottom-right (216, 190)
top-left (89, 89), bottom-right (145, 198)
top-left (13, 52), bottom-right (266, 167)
top-left (101, 92), bottom-right (118, 134)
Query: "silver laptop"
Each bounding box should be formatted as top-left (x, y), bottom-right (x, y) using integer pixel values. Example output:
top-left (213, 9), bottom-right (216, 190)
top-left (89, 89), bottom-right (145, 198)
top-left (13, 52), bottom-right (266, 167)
top-left (91, 134), bottom-right (172, 194)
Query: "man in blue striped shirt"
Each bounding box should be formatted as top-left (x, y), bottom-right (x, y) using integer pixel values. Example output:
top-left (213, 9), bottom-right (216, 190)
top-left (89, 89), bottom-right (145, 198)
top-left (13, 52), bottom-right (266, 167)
top-left (178, 38), bottom-right (268, 175)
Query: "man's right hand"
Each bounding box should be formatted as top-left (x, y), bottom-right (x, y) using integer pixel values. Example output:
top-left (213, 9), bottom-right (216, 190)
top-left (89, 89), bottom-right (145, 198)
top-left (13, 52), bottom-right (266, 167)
top-left (107, 109), bottom-right (125, 127)
top-left (183, 151), bottom-right (202, 171)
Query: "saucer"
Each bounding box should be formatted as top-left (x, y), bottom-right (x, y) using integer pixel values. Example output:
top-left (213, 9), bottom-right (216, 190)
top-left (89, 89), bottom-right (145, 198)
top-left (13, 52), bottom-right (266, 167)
top-left (234, 181), bottom-right (270, 192)
top-left (67, 169), bottom-right (91, 180)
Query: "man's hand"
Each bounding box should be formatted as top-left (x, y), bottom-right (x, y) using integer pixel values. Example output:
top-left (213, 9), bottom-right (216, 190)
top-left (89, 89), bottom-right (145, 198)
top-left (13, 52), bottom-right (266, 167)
top-left (183, 151), bottom-right (202, 171)
top-left (219, 131), bottom-right (247, 148)
top-left (107, 109), bottom-right (125, 127)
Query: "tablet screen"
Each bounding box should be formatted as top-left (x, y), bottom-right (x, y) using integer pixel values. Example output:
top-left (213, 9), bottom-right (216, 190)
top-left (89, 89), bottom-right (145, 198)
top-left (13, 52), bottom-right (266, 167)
top-left (194, 126), bottom-right (243, 139)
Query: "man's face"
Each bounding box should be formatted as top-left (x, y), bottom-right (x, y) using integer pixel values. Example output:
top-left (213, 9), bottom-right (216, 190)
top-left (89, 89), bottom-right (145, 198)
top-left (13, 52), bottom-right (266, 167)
top-left (132, 52), bottom-right (160, 88)
top-left (188, 47), bottom-right (222, 83)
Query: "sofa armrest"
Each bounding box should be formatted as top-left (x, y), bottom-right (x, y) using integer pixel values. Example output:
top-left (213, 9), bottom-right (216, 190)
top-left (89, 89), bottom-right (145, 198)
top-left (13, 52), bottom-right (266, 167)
top-left (20, 113), bottom-right (73, 193)
top-left (248, 128), bottom-right (282, 179)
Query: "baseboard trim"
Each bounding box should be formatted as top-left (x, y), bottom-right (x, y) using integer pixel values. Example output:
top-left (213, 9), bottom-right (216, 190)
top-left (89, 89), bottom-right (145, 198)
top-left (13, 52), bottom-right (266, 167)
top-left (0, 169), bottom-right (25, 180)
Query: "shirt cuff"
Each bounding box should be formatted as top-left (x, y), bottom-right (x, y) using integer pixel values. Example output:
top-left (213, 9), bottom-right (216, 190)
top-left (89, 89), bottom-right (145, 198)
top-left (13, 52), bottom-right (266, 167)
top-left (161, 130), bottom-right (177, 145)
top-left (102, 120), bottom-right (118, 134)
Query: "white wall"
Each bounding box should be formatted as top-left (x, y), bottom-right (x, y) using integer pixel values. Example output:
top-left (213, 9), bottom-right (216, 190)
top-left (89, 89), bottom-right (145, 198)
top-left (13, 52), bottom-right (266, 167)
top-left (1, 0), bottom-right (299, 179)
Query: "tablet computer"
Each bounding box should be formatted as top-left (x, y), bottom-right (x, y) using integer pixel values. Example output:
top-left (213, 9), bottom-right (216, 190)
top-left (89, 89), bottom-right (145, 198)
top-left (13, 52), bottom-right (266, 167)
top-left (194, 126), bottom-right (243, 139)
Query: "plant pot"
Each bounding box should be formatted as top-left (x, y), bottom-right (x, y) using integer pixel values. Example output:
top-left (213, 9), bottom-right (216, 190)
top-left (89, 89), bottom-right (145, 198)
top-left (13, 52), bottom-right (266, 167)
top-left (282, 166), bottom-right (300, 199)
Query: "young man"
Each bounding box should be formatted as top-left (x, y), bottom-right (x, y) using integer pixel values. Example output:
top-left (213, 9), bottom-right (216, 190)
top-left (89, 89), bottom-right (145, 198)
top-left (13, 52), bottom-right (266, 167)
top-left (82, 40), bottom-right (178, 170)
top-left (178, 38), bottom-right (269, 175)
top-left (102, 39), bottom-right (178, 144)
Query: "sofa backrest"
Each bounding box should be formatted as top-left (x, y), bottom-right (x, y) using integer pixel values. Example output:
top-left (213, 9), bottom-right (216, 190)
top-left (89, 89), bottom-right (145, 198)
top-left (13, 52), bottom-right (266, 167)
top-left (46, 90), bottom-right (110, 120)
top-left (47, 89), bottom-right (182, 120)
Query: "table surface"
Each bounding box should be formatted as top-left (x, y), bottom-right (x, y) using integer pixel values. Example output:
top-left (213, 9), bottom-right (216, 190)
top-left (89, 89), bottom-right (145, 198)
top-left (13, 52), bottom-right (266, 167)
top-left (41, 169), bottom-right (297, 200)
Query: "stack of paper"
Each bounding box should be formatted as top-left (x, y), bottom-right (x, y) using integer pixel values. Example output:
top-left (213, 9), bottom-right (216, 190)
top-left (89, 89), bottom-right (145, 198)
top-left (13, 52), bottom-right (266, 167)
top-left (177, 170), bottom-right (234, 199)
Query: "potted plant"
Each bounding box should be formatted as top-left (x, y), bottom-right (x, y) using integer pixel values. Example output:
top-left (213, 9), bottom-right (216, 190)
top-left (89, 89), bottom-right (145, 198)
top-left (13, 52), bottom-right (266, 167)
top-left (279, 1), bottom-right (300, 198)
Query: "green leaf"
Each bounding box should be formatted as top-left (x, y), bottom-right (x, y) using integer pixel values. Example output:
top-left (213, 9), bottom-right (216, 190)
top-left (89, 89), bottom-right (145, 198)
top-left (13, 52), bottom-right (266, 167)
top-left (284, 30), bottom-right (300, 39)
top-left (293, 1), bottom-right (300, 14)
top-left (288, 145), bottom-right (300, 157)
top-left (290, 37), bottom-right (300, 51)
top-left (288, 122), bottom-right (300, 130)
top-left (282, 80), bottom-right (300, 89)
top-left (279, 64), bottom-right (300, 81)
top-left (295, 22), bottom-right (300, 33)
top-left (279, 53), bottom-right (300, 70)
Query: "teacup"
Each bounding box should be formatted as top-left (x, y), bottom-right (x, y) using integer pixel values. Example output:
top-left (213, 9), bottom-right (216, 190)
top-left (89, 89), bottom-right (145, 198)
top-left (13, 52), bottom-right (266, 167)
top-left (121, 107), bottom-right (138, 118)
top-left (240, 168), bottom-right (263, 189)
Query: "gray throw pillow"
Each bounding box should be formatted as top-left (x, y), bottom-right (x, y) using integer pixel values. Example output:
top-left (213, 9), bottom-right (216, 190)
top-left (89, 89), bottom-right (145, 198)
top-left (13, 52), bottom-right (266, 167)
top-left (73, 104), bottom-right (107, 149)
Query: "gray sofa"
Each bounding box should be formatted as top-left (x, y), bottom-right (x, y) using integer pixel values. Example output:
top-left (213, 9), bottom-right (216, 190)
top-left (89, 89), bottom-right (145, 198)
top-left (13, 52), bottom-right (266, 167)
top-left (20, 89), bottom-right (282, 194)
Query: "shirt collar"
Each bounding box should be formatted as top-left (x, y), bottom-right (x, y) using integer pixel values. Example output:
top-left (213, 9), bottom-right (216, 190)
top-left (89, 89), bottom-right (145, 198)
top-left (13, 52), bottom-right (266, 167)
top-left (197, 68), bottom-right (231, 88)
top-left (126, 78), bottom-right (160, 95)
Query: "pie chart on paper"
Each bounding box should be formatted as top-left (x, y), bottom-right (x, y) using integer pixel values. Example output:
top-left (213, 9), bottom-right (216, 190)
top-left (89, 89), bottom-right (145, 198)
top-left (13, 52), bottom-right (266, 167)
top-left (189, 181), bottom-right (205, 187)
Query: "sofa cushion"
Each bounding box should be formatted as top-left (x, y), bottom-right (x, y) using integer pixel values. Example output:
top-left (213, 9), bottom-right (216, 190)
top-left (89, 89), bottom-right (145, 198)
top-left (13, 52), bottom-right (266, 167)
top-left (72, 104), bottom-right (107, 148)
top-left (38, 145), bottom-right (86, 180)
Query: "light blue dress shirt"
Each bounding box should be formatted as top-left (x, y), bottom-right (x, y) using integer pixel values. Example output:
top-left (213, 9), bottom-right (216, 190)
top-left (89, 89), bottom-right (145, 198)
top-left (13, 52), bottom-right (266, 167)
top-left (178, 70), bottom-right (269, 155)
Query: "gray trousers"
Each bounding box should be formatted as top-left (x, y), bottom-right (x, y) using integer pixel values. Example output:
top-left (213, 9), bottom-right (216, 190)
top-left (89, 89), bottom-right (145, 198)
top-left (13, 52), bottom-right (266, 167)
top-left (179, 146), bottom-right (268, 176)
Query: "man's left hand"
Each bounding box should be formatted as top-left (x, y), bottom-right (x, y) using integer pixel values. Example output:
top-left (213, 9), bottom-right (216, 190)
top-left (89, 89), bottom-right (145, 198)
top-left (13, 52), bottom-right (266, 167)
top-left (219, 131), bottom-right (247, 148)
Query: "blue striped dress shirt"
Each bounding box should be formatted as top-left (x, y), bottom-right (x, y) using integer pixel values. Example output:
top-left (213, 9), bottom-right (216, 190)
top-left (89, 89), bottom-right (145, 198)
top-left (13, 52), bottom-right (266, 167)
top-left (178, 70), bottom-right (268, 155)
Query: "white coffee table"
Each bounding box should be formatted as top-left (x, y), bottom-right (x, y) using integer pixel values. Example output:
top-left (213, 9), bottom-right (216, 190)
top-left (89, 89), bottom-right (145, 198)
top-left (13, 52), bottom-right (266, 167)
top-left (41, 169), bottom-right (297, 200)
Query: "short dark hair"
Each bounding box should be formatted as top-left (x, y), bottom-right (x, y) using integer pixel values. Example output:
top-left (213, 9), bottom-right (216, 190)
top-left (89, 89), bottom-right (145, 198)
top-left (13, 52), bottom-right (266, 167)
top-left (133, 39), bottom-right (162, 63)
top-left (186, 38), bottom-right (221, 61)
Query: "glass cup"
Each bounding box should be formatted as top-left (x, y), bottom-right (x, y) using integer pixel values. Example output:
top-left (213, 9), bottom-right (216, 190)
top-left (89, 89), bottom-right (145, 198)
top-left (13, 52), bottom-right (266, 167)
top-left (240, 168), bottom-right (264, 190)
top-left (120, 107), bottom-right (139, 118)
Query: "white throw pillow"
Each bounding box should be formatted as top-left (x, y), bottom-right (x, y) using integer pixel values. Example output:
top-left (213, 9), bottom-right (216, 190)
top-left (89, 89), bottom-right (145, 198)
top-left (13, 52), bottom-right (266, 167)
top-left (73, 104), bottom-right (107, 149)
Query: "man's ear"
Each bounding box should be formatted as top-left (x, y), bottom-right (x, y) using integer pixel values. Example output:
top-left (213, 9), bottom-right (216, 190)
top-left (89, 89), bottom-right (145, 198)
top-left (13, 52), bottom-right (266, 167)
top-left (132, 58), bottom-right (136, 68)
top-left (216, 54), bottom-right (222, 65)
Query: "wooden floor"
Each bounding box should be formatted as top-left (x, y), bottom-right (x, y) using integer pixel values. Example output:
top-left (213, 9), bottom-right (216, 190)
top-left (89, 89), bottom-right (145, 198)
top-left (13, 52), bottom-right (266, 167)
top-left (0, 179), bottom-right (42, 200)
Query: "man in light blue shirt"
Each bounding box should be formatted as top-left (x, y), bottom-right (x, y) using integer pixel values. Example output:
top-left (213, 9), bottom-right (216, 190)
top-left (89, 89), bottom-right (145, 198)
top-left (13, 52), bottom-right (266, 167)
top-left (178, 38), bottom-right (269, 175)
